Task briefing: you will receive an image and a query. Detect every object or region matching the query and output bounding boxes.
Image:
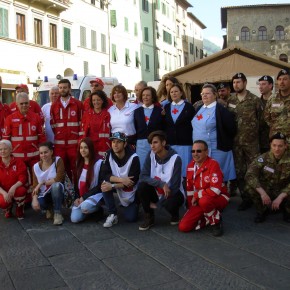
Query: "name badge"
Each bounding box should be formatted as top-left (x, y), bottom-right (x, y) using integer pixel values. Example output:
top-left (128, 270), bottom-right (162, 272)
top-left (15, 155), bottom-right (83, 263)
top-left (228, 103), bottom-right (236, 109)
top-left (272, 103), bottom-right (282, 108)
top-left (264, 166), bottom-right (274, 173)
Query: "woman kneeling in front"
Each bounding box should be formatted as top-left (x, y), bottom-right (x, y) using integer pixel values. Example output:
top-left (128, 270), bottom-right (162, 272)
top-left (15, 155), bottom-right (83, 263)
top-left (32, 141), bottom-right (65, 225)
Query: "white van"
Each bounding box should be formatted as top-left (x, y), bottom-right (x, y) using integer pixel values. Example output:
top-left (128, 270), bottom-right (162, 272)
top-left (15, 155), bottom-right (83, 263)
top-left (37, 75), bottom-right (119, 107)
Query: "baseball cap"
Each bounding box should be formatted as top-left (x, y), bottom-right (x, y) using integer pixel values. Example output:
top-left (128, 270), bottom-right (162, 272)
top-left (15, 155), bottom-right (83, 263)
top-left (89, 78), bottom-right (104, 87)
top-left (277, 68), bottom-right (290, 79)
top-left (217, 82), bottom-right (230, 90)
top-left (232, 73), bottom-right (247, 82)
top-left (269, 132), bottom-right (287, 142)
top-left (15, 84), bottom-right (29, 91)
top-left (109, 132), bottom-right (127, 142)
top-left (258, 75), bottom-right (274, 84)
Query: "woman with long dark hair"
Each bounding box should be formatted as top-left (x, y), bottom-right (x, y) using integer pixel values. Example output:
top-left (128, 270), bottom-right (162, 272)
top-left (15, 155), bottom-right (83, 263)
top-left (157, 76), bottom-right (180, 108)
top-left (70, 137), bottom-right (103, 223)
top-left (31, 141), bottom-right (65, 225)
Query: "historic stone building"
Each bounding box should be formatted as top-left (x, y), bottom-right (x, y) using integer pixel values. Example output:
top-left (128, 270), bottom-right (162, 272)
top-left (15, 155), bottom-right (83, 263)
top-left (221, 4), bottom-right (290, 62)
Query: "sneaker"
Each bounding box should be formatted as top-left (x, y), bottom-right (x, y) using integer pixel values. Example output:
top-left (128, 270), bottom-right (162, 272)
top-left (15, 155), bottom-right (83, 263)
top-left (170, 215), bottom-right (179, 225)
top-left (53, 213), bottom-right (64, 225)
top-left (46, 209), bottom-right (53, 219)
top-left (238, 200), bottom-right (252, 211)
top-left (16, 205), bottom-right (24, 220)
top-left (139, 213), bottom-right (154, 231)
top-left (254, 212), bottom-right (267, 223)
top-left (103, 214), bottom-right (118, 228)
top-left (211, 221), bottom-right (223, 237)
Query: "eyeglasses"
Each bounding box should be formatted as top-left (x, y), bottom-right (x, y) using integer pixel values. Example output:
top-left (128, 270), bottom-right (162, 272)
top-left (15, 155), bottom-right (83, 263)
top-left (90, 84), bottom-right (100, 87)
top-left (191, 149), bottom-right (204, 153)
top-left (19, 102), bottom-right (29, 105)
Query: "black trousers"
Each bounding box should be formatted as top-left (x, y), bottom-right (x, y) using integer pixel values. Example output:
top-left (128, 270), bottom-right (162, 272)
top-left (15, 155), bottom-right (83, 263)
top-left (137, 182), bottom-right (184, 217)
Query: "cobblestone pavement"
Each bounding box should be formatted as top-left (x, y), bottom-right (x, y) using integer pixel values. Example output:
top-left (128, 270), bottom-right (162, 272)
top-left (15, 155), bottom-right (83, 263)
top-left (0, 196), bottom-right (289, 290)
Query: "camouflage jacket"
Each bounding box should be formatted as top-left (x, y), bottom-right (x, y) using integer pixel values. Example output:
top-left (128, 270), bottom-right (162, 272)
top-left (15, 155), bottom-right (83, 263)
top-left (259, 96), bottom-right (270, 150)
top-left (245, 150), bottom-right (290, 195)
top-left (227, 90), bottom-right (263, 145)
top-left (264, 91), bottom-right (290, 144)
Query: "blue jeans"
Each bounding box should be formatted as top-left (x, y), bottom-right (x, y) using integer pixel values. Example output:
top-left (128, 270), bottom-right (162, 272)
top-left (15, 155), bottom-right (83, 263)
top-left (70, 200), bottom-right (101, 223)
top-left (38, 182), bottom-right (64, 213)
top-left (102, 190), bottom-right (138, 222)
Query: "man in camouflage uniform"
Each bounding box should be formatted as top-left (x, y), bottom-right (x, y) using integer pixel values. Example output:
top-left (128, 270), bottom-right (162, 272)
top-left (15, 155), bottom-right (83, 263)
top-left (264, 69), bottom-right (290, 146)
top-left (245, 133), bottom-right (290, 223)
top-left (227, 73), bottom-right (263, 210)
top-left (258, 75), bottom-right (273, 153)
top-left (217, 82), bottom-right (231, 105)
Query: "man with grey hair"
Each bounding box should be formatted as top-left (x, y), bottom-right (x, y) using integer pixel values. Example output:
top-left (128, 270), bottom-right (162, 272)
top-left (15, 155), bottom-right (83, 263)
top-left (41, 86), bottom-right (59, 142)
top-left (3, 93), bottom-right (45, 202)
top-left (134, 80), bottom-right (147, 103)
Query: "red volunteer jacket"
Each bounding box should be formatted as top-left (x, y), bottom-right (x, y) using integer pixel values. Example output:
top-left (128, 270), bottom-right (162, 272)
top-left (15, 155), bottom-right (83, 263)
top-left (10, 100), bottom-right (43, 124)
top-left (3, 111), bottom-right (45, 159)
top-left (0, 103), bottom-right (11, 140)
top-left (0, 156), bottom-right (28, 191)
top-left (50, 96), bottom-right (83, 146)
top-left (186, 157), bottom-right (229, 202)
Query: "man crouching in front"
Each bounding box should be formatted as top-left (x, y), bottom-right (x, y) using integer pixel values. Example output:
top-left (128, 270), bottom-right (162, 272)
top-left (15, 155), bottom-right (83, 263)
top-left (179, 140), bottom-right (229, 236)
top-left (138, 130), bottom-right (185, 230)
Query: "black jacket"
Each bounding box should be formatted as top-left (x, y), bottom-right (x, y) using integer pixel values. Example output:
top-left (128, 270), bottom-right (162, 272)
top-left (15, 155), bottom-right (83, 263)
top-left (134, 106), bottom-right (164, 140)
top-left (196, 102), bottom-right (237, 151)
top-left (164, 102), bottom-right (195, 146)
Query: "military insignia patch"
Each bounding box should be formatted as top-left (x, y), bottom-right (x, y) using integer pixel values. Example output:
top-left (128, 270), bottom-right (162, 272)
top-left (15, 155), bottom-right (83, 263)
top-left (257, 157), bottom-right (264, 163)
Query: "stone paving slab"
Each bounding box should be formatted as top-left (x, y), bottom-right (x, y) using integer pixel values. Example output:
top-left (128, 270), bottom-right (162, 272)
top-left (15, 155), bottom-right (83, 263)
top-left (103, 252), bottom-right (181, 288)
top-left (87, 237), bottom-right (140, 259)
top-left (49, 250), bottom-right (105, 279)
top-left (9, 265), bottom-right (66, 290)
top-left (28, 228), bottom-right (85, 257)
top-left (65, 223), bottom-right (117, 243)
top-left (65, 269), bottom-right (133, 290)
top-left (141, 279), bottom-right (197, 290)
top-left (0, 261), bottom-right (14, 290)
top-left (120, 232), bottom-right (260, 290)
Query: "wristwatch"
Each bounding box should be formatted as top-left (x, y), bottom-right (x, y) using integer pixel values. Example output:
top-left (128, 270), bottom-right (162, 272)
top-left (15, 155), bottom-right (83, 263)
top-left (111, 183), bottom-right (115, 189)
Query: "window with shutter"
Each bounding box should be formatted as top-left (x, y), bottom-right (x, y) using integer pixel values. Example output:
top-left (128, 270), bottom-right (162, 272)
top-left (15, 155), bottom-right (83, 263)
top-left (0, 8), bottom-right (8, 37)
top-left (63, 27), bottom-right (71, 51)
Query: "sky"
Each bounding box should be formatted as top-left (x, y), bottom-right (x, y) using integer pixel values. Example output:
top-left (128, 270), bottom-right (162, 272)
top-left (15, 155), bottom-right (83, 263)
top-left (188, 0), bottom-right (290, 47)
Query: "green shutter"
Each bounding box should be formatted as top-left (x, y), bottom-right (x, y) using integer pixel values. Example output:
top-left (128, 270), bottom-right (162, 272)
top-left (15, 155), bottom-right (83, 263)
top-left (112, 44), bottom-right (117, 62)
top-left (63, 27), bottom-right (71, 51)
top-left (91, 30), bottom-right (96, 50)
top-left (110, 10), bottom-right (117, 27)
top-left (124, 17), bottom-right (128, 32)
top-left (144, 27), bottom-right (149, 41)
top-left (0, 8), bottom-right (8, 37)
top-left (134, 22), bottom-right (138, 36)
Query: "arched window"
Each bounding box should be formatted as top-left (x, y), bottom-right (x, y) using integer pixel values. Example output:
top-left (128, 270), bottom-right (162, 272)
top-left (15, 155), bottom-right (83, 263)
top-left (276, 26), bottom-right (285, 40)
top-left (241, 27), bottom-right (250, 41)
top-left (258, 26), bottom-right (267, 40)
top-left (279, 54), bottom-right (288, 63)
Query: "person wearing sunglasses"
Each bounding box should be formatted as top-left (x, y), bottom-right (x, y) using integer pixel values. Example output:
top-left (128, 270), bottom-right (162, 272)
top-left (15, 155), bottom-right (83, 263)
top-left (179, 140), bottom-right (229, 236)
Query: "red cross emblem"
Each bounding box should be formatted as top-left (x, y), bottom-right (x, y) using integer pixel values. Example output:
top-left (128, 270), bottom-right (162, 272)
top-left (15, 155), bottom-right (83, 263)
top-left (197, 114), bottom-right (203, 120)
top-left (172, 108), bottom-right (179, 114)
top-left (145, 116), bottom-right (150, 122)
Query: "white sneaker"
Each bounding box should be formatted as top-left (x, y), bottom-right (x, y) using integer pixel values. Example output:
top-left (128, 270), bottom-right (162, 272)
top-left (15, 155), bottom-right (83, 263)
top-left (103, 214), bottom-right (118, 228)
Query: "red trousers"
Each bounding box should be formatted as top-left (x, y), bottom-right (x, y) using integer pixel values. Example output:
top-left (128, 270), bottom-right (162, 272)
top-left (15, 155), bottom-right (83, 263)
top-left (54, 144), bottom-right (77, 181)
top-left (0, 186), bottom-right (27, 209)
top-left (179, 195), bottom-right (228, 232)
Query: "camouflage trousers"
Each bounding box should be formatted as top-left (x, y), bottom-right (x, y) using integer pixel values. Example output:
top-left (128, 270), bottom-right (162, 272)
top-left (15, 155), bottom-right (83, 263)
top-left (233, 143), bottom-right (259, 201)
top-left (248, 186), bottom-right (290, 214)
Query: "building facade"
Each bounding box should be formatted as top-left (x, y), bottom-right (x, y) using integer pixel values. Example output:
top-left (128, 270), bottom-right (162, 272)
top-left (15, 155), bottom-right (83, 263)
top-left (221, 4), bottom-right (290, 62)
top-left (0, 0), bottom-right (205, 103)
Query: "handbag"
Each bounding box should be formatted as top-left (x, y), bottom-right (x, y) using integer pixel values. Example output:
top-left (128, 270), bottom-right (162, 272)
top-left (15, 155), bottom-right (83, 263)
top-left (63, 173), bottom-right (76, 208)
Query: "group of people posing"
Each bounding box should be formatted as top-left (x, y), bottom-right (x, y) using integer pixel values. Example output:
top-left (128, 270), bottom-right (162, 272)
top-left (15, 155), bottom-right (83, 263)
top-left (0, 68), bottom-right (289, 236)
